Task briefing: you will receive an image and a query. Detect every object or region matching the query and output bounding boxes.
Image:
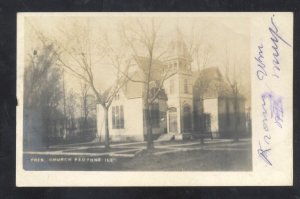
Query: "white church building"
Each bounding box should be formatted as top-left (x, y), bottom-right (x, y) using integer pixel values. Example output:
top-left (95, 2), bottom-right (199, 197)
top-left (96, 34), bottom-right (247, 142)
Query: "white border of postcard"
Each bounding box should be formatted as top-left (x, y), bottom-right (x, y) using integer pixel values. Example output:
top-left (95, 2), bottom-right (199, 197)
top-left (16, 12), bottom-right (293, 186)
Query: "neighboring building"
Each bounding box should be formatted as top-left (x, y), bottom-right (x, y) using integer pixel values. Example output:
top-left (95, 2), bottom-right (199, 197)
top-left (193, 67), bottom-right (247, 138)
top-left (97, 32), bottom-right (248, 142)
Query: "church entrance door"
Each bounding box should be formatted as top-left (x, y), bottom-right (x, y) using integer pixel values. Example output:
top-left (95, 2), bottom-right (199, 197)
top-left (169, 108), bottom-right (177, 133)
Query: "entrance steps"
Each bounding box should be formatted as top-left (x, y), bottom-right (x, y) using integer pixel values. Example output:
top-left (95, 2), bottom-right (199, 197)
top-left (156, 134), bottom-right (175, 141)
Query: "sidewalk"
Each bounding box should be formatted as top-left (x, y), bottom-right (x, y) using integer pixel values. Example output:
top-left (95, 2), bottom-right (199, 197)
top-left (24, 138), bottom-right (251, 158)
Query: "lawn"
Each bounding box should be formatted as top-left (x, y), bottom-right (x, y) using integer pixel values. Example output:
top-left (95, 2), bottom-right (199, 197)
top-left (119, 149), bottom-right (252, 171)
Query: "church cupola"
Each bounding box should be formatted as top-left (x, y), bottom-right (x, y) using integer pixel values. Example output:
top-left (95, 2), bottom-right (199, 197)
top-left (164, 27), bottom-right (192, 74)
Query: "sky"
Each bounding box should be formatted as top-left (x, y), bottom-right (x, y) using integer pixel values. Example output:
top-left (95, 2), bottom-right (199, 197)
top-left (23, 13), bottom-right (251, 103)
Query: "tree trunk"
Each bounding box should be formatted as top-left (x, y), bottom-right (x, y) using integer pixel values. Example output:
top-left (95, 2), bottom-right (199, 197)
top-left (144, 103), bottom-right (154, 150)
top-left (104, 107), bottom-right (110, 149)
top-left (84, 99), bottom-right (88, 129)
top-left (84, 113), bottom-right (88, 129)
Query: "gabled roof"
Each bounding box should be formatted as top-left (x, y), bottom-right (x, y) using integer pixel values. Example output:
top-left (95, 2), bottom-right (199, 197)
top-left (133, 56), bottom-right (164, 81)
top-left (121, 70), bottom-right (144, 99)
top-left (193, 67), bottom-right (239, 99)
top-left (193, 67), bottom-right (223, 83)
top-left (120, 62), bottom-right (167, 100)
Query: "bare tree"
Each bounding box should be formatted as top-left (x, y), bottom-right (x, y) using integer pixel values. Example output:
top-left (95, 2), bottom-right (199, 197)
top-left (120, 19), bottom-right (174, 150)
top-left (42, 20), bottom-right (130, 149)
top-left (65, 89), bottom-right (77, 138)
top-left (78, 82), bottom-right (97, 134)
top-left (79, 83), bottom-right (90, 128)
top-left (224, 47), bottom-right (243, 142)
top-left (184, 22), bottom-right (214, 72)
top-left (24, 43), bottom-right (63, 148)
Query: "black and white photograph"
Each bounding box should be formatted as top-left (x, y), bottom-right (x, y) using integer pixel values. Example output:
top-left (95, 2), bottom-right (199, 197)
top-left (16, 12), bottom-right (293, 186)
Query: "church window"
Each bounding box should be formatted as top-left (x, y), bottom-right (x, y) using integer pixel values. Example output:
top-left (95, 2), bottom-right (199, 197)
top-left (112, 105), bottom-right (124, 129)
top-left (120, 106), bottom-right (124, 128)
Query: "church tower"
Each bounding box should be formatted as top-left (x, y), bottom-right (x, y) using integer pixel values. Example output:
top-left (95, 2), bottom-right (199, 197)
top-left (163, 28), bottom-right (194, 139)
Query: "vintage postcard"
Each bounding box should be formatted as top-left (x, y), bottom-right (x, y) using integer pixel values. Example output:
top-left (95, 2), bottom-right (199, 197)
top-left (16, 12), bottom-right (293, 186)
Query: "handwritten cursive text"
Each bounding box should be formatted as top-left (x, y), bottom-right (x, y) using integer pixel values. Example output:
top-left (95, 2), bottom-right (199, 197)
top-left (269, 15), bottom-right (292, 78)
